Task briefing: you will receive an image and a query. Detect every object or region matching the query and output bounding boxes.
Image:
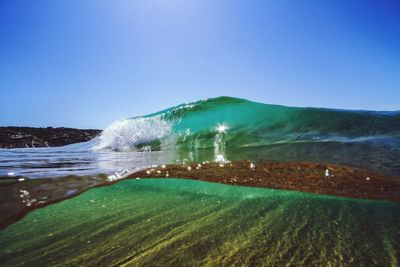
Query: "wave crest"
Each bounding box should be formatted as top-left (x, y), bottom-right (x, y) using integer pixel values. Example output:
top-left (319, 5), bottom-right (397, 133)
top-left (94, 117), bottom-right (172, 151)
top-left (93, 97), bottom-right (400, 151)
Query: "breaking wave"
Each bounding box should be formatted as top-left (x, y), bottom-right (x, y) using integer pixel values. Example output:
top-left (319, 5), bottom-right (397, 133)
top-left (94, 96), bottom-right (400, 151)
top-left (94, 117), bottom-right (172, 151)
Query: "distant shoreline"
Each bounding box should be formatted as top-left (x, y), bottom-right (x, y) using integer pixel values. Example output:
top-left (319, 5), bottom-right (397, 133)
top-left (0, 126), bottom-right (101, 148)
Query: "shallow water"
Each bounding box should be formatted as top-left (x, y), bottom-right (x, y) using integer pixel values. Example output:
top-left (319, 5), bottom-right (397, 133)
top-left (0, 179), bottom-right (398, 266)
top-left (0, 143), bottom-right (173, 178)
top-left (0, 97), bottom-right (399, 266)
top-left (1, 139), bottom-right (399, 180)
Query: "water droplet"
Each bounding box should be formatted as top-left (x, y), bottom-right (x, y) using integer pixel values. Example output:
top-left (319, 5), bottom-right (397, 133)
top-left (250, 163), bottom-right (255, 169)
top-left (325, 169), bottom-right (330, 177)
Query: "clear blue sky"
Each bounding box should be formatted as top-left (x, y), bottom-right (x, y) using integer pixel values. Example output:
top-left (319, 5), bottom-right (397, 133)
top-left (1, 0), bottom-right (399, 129)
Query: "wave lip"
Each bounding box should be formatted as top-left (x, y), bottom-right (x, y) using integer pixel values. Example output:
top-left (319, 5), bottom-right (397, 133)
top-left (93, 117), bottom-right (172, 151)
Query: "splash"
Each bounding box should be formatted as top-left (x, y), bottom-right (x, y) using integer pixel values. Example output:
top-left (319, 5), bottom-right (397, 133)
top-left (93, 116), bottom-right (172, 151)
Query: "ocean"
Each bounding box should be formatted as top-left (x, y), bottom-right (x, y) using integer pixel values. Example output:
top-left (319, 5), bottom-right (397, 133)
top-left (0, 97), bottom-right (399, 266)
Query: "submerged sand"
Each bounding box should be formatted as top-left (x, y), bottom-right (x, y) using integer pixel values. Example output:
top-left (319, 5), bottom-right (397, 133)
top-left (127, 161), bottom-right (400, 202)
top-left (1, 161), bottom-right (399, 230)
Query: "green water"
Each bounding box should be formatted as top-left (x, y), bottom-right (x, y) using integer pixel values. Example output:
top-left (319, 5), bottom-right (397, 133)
top-left (128, 97), bottom-right (400, 175)
top-left (1, 179), bottom-right (399, 266)
top-left (153, 97), bottom-right (400, 138)
top-left (1, 97), bottom-right (399, 266)
top-left (155, 97), bottom-right (400, 142)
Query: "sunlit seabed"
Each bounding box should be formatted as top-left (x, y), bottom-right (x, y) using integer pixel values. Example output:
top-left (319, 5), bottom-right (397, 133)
top-left (0, 179), bottom-right (399, 267)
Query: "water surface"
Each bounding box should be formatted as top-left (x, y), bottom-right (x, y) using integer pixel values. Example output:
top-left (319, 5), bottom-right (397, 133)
top-left (1, 97), bottom-right (399, 266)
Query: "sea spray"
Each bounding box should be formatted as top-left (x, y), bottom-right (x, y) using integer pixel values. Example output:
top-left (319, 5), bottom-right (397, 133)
top-left (94, 116), bottom-right (173, 151)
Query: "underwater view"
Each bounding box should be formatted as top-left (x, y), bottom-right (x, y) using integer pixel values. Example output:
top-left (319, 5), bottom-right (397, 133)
top-left (1, 97), bottom-right (399, 266)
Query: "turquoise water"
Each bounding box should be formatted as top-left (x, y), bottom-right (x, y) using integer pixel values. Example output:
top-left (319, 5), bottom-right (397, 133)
top-left (0, 179), bottom-right (399, 266)
top-left (1, 97), bottom-right (399, 178)
top-left (0, 97), bottom-right (399, 266)
top-left (97, 96), bottom-right (400, 175)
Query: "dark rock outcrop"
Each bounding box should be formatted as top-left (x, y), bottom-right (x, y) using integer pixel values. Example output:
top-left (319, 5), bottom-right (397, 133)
top-left (0, 127), bottom-right (101, 148)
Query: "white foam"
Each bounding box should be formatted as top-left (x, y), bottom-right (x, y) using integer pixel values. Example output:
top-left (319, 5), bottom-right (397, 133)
top-left (93, 116), bottom-right (172, 151)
